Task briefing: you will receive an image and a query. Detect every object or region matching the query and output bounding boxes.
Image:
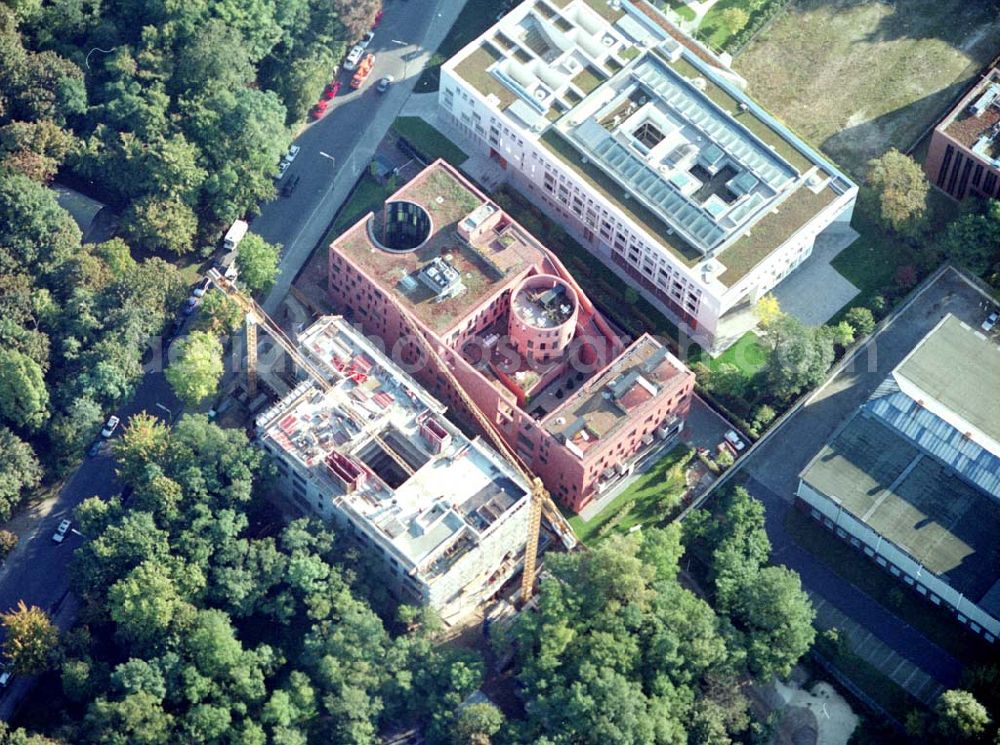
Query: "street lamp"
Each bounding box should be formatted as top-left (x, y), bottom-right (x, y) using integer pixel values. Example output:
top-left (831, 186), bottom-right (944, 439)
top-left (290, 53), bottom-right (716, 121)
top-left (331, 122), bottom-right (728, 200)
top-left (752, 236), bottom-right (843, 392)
top-left (319, 151), bottom-right (336, 166)
top-left (392, 39), bottom-right (410, 80)
top-left (154, 403), bottom-right (173, 423)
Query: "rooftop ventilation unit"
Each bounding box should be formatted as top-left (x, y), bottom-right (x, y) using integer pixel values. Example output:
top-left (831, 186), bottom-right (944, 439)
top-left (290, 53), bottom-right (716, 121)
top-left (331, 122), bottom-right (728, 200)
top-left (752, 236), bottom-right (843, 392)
top-left (602, 34), bottom-right (615, 47)
top-left (534, 84), bottom-right (552, 101)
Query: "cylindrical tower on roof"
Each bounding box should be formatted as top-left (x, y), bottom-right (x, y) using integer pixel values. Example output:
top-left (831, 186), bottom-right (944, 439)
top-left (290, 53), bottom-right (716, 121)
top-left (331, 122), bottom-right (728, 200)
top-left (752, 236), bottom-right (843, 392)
top-left (508, 274), bottom-right (578, 365)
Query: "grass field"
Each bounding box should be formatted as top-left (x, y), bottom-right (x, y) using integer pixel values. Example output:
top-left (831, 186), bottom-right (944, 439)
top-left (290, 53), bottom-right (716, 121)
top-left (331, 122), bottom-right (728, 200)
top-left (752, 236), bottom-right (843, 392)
top-left (567, 444), bottom-right (691, 544)
top-left (735, 0), bottom-right (1000, 178)
top-left (692, 330), bottom-right (770, 376)
top-left (391, 117), bottom-right (468, 166)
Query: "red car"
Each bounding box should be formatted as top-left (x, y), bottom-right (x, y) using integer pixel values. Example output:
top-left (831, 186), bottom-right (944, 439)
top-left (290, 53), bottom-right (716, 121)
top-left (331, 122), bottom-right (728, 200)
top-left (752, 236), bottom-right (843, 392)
top-left (309, 100), bottom-right (328, 120)
top-left (322, 81), bottom-right (342, 100)
top-left (373, 9), bottom-right (383, 28)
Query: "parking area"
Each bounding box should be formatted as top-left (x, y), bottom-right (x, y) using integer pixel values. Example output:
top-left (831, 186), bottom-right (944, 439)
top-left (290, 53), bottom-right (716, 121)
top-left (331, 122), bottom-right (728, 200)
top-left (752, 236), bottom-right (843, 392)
top-left (731, 266), bottom-right (996, 695)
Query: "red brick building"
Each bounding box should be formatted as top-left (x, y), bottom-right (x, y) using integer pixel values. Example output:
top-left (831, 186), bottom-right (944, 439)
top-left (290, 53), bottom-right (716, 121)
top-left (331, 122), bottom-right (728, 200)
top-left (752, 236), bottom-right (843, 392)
top-left (328, 161), bottom-right (693, 513)
top-left (924, 67), bottom-right (1000, 201)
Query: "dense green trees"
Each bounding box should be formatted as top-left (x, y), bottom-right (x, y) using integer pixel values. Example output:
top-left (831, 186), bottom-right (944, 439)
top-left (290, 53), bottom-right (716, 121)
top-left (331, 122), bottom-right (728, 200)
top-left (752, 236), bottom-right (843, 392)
top-left (236, 234), bottom-right (282, 294)
top-left (0, 165), bottom-right (185, 491)
top-left (56, 415), bottom-right (484, 743)
top-left (504, 524), bottom-right (754, 744)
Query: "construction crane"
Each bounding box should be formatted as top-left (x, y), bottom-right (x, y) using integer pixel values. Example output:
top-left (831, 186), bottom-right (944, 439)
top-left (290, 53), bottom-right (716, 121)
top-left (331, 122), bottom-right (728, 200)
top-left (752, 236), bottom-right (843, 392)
top-left (207, 269), bottom-right (577, 603)
top-left (206, 270), bottom-right (416, 480)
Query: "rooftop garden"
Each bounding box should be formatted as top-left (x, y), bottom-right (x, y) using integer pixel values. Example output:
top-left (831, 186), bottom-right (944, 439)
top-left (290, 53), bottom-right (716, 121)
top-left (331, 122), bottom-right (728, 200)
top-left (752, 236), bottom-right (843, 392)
top-left (454, 45), bottom-right (518, 109)
top-left (718, 182), bottom-right (839, 286)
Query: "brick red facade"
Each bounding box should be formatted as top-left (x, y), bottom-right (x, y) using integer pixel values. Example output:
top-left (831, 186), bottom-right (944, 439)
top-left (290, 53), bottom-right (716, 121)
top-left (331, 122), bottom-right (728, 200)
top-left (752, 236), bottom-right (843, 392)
top-left (328, 162), bottom-right (694, 513)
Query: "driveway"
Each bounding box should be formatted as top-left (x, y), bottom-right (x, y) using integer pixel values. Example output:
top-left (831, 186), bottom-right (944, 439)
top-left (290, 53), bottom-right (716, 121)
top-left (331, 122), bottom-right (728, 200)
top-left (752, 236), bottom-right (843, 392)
top-left (729, 266), bottom-right (992, 694)
top-left (0, 357), bottom-right (182, 719)
top-left (255, 0), bottom-right (470, 317)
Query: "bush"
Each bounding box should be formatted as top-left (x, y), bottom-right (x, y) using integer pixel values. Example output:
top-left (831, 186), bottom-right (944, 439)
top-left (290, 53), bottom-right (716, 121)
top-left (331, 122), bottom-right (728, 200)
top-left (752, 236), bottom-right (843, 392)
top-left (844, 306), bottom-right (876, 337)
top-left (0, 530), bottom-right (18, 561)
top-left (596, 501), bottom-right (636, 538)
top-left (721, 0), bottom-right (794, 53)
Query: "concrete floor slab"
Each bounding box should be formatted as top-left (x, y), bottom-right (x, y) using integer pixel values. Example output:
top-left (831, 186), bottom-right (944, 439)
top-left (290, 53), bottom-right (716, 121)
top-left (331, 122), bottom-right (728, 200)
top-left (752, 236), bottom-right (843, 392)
top-left (772, 226), bottom-right (860, 327)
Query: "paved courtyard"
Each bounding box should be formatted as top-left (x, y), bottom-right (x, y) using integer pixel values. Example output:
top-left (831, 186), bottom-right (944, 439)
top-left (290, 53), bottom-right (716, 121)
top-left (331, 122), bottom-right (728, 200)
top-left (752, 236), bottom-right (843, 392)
top-left (772, 225), bottom-right (860, 327)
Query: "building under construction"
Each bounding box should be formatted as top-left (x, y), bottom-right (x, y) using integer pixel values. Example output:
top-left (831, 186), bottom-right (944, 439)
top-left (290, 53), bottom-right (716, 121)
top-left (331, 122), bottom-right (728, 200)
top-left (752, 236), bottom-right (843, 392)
top-left (256, 316), bottom-right (532, 615)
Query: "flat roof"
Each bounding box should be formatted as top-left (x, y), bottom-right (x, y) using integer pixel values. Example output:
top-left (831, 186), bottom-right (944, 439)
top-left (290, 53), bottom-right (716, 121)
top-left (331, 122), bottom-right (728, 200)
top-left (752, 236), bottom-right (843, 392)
top-left (257, 316), bottom-right (529, 574)
top-left (894, 314), bottom-right (1000, 449)
top-left (444, 0), bottom-right (854, 287)
top-left (940, 67), bottom-right (1000, 162)
top-left (802, 412), bottom-right (1000, 604)
top-left (332, 163), bottom-right (549, 335)
top-left (543, 335), bottom-right (686, 449)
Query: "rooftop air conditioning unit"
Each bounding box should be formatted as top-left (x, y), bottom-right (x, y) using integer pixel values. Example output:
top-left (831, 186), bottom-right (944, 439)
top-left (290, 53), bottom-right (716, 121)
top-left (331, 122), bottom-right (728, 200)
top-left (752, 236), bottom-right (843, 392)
top-left (602, 34), bottom-right (615, 47)
top-left (565, 58), bottom-right (580, 72)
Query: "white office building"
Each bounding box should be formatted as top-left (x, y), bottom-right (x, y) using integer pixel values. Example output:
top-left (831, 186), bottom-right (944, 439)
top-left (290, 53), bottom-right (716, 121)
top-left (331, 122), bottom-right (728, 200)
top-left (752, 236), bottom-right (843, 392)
top-left (439, 0), bottom-right (857, 352)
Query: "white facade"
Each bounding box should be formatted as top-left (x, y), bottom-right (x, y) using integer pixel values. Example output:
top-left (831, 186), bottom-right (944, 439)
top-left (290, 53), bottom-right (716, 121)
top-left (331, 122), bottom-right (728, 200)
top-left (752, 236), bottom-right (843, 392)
top-left (257, 317), bottom-right (531, 614)
top-left (796, 480), bottom-right (999, 641)
top-left (439, 0), bottom-right (857, 352)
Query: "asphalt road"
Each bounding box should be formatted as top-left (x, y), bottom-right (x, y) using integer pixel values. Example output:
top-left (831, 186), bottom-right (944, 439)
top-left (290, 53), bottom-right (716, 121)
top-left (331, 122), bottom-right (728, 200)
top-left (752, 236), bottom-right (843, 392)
top-left (0, 362), bottom-right (181, 719)
top-left (254, 0), bottom-right (464, 316)
top-left (734, 267), bottom-right (991, 690)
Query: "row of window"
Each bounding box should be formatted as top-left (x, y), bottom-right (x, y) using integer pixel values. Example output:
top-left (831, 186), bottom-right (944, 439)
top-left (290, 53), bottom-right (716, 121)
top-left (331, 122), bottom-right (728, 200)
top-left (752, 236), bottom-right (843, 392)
top-left (808, 507), bottom-right (997, 644)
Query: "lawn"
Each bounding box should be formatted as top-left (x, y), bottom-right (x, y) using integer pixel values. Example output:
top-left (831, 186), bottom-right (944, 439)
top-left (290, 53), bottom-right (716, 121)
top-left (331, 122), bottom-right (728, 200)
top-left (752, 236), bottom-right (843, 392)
top-left (323, 172), bottom-right (395, 244)
top-left (735, 0), bottom-right (1000, 178)
top-left (829, 190), bottom-right (960, 317)
top-left (691, 330), bottom-right (770, 376)
top-left (415, 0), bottom-right (505, 93)
top-left (567, 444), bottom-right (692, 544)
top-left (391, 117), bottom-right (468, 166)
top-left (785, 508), bottom-right (994, 666)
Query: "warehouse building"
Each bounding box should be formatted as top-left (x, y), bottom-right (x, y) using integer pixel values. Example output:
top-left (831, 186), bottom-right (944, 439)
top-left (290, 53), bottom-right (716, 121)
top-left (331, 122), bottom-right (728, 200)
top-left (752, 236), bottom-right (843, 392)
top-left (797, 315), bottom-right (1000, 641)
top-left (438, 0), bottom-right (857, 353)
top-left (924, 65), bottom-right (1000, 201)
top-left (256, 316), bottom-right (531, 615)
top-left (328, 161), bottom-right (693, 514)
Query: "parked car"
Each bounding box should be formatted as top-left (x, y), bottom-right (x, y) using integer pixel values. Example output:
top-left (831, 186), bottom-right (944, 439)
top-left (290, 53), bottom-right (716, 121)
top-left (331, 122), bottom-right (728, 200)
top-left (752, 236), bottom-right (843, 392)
top-left (192, 279), bottom-right (211, 298)
top-left (373, 9), bottom-right (383, 27)
top-left (310, 100), bottom-right (329, 120)
top-left (376, 75), bottom-right (394, 93)
top-left (0, 664), bottom-right (11, 688)
top-left (343, 44), bottom-right (365, 71)
top-left (360, 31), bottom-right (375, 49)
top-left (52, 519), bottom-right (71, 544)
top-left (281, 174), bottom-right (301, 197)
top-left (723, 430), bottom-right (745, 452)
top-left (101, 415), bottom-right (120, 438)
top-left (275, 159), bottom-right (290, 181)
top-left (322, 81), bottom-right (342, 99)
top-left (88, 441), bottom-right (103, 458)
top-left (981, 312), bottom-right (998, 332)
top-left (284, 145), bottom-right (300, 163)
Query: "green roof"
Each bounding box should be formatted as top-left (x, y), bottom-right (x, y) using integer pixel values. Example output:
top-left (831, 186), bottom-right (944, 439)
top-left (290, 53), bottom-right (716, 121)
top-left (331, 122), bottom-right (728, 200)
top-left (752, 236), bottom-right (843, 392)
top-left (454, 44), bottom-right (517, 109)
top-left (895, 315), bottom-right (1000, 446)
top-left (802, 412), bottom-right (1000, 601)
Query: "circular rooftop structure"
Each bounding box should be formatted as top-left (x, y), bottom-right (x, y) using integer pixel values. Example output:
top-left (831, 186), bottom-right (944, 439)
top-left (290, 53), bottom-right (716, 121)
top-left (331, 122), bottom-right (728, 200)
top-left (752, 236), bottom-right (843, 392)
top-left (509, 275), bottom-right (578, 364)
top-left (376, 200), bottom-right (432, 252)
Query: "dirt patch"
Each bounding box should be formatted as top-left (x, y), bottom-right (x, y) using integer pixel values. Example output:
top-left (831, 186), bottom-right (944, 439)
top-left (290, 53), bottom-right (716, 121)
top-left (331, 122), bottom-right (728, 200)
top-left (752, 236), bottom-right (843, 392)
top-left (735, 0), bottom-right (1000, 177)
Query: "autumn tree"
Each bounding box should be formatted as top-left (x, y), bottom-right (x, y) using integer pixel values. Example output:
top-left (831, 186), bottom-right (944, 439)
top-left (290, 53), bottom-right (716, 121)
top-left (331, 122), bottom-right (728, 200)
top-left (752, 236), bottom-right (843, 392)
top-left (933, 689), bottom-right (991, 742)
top-left (236, 234), bottom-right (282, 294)
top-left (165, 331), bottom-right (224, 406)
top-left (867, 149), bottom-right (929, 236)
top-left (753, 293), bottom-right (782, 328)
top-left (0, 531), bottom-right (18, 562)
top-left (1, 601), bottom-right (59, 674)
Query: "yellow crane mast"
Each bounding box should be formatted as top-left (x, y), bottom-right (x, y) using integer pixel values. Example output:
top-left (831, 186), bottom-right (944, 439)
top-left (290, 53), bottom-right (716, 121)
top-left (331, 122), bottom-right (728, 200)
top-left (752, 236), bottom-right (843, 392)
top-left (207, 269), bottom-right (578, 603)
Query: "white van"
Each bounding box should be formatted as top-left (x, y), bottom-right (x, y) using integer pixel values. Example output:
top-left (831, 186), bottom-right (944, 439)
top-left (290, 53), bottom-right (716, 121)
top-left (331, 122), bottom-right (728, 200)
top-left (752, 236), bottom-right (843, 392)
top-left (343, 44), bottom-right (365, 71)
top-left (223, 219), bottom-right (249, 251)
